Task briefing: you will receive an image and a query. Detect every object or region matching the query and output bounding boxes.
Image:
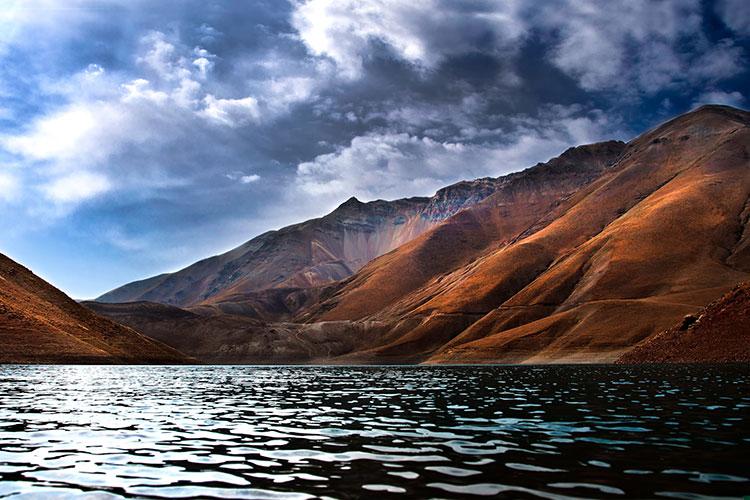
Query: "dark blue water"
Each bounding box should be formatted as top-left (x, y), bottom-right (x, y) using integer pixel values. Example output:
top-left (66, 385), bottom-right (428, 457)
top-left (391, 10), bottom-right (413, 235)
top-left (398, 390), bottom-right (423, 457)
top-left (0, 365), bottom-right (748, 499)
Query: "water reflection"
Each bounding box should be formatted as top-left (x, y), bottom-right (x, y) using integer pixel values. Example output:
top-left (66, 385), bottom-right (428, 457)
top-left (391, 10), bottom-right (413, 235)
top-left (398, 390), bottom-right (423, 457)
top-left (0, 364), bottom-right (748, 498)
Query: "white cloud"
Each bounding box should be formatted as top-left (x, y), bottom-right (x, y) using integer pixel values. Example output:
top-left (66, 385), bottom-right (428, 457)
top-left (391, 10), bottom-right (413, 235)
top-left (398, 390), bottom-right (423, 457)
top-left (535, 0), bottom-right (742, 94)
top-left (103, 227), bottom-right (149, 252)
top-left (192, 57), bottom-right (212, 79)
top-left (0, 171), bottom-right (20, 202)
top-left (137, 31), bottom-right (183, 81)
top-left (41, 171), bottom-right (111, 204)
top-left (291, 0), bottom-right (744, 95)
top-left (240, 174), bottom-right (261, 184)
top-left (291, 0), bottom-right (525, 78)
top-left (264, 76), bottom-right (318, 113)
top-left (3, 104), bottom-right (102, 162)
top-left (226, 171), bottom-right (261, 184)
top-left (192, 46), bottom-right (215, 80)
top-left (0, 27), bottom-right (304, 215)
top-left (295, 106), bottom-right (621, 201)
top-left (121, 78), bottom-right (170, 104)
top-left (0, 0), bottom-right (104, 56)
top-left (200, 95), bottom-right (261, 126)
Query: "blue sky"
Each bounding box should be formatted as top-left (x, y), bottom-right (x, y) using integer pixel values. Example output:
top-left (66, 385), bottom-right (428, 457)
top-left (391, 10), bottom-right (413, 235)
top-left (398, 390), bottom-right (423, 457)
top-left (0, 0), bottom-right (749, 298)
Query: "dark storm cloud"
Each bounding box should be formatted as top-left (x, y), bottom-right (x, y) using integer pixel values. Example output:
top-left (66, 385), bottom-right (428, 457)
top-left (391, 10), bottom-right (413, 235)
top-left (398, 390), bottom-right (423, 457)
top-left (0, 0), bottom-right (748, 297)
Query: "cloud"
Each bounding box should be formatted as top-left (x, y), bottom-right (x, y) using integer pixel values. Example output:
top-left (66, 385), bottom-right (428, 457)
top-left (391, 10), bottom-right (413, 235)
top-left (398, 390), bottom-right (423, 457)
top-left (290, 0), bottom-right (745, 97)
top-left (138, 31), bottom-right (182, 80)
top-left (263, 77), bottom-right (318, 113)
top-left (295, 106), bottom-right (622, 202)
top-left (0, 171), bottom-right (20, 202)
top-left (192, 55), bottom-right (214, 80)
top-left (121, 78), bottom-right (170, 105)
top-left (226, 172), bottom-right (261, 184)
top-left (103, 227), bottom-right (150, 252)
top-left (291, 0), bottom-right (525, 78)
top-left (240, 174), bottom-right (261, 184)
top-left (0, 26), bottom-right (313, 216)
top-left (41, 171), bottom-right (111, 204)
top-left (716, 0), bottom-right (750, 36)
top-left (3, 104), bottom-right (101, 163)
top-left (535, 0), bottom-right (743, 94)
top-left (200, 95), bottom-right (261, 126)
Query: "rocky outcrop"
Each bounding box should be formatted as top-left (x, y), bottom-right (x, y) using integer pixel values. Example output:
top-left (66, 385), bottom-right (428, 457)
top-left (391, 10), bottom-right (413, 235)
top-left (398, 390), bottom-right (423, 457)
top-left (618, 282), bottom-right (750, 363)
top-left (0, 253), bottom-right (191, 364)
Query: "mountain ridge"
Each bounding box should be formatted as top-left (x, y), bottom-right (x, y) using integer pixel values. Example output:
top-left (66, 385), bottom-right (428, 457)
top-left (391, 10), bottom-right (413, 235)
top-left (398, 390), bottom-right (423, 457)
top-left (97, 177), bottom-right (507, 310)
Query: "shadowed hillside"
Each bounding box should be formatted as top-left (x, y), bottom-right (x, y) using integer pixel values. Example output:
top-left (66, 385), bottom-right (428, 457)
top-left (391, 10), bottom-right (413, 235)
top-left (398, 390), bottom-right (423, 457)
top-left (618, 282), bottom-right (750, 363)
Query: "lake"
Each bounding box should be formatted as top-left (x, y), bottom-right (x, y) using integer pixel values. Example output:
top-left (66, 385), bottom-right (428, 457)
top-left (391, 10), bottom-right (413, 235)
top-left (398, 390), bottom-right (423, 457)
top-left (0, 365), bottom-right (748, 499)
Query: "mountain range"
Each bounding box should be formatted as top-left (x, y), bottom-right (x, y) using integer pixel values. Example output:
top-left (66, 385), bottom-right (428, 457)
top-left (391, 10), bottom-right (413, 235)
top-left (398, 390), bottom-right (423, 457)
top-left (3, 105), bottom-right (749, 364)
top-left (83, 104), bottom-right (750, 364)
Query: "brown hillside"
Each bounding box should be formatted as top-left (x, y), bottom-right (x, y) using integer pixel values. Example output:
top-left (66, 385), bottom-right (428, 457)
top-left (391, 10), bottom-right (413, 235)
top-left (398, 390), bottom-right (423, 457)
top-left (0, 253), bottom-right (191, 364)
top-left (301, 140), bottom-right (626, 322)
top-left (306, 105), bottom-right (750, 364)
top-left (84, 301), bottom-right (367, 364)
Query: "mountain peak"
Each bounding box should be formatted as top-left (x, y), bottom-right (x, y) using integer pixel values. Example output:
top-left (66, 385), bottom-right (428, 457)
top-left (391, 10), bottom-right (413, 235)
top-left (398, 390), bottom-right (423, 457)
top-left (630, 104), bottom-right (749, 150)
top-left (683, 104), bottom-right (749, 125)
top-left (338, 196), bottom-right (363, 209)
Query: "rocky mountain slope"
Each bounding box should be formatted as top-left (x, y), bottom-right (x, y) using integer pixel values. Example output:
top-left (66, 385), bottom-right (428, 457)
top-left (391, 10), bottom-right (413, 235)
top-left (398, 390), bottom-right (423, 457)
top-left (90, 136), bottom-right (627, 363)
top-left (618, 282), bottom-right (750, 363)
top-left (97, 177), bottom-right (504, 311)
top-left (307, 105), bottom-right (750, 364)
top-left (89, 105), bottom-right (750, 365)
top-left (306, 106), bottom-right (750, 363)
top-left (0, 253), bottom-right (191, 364)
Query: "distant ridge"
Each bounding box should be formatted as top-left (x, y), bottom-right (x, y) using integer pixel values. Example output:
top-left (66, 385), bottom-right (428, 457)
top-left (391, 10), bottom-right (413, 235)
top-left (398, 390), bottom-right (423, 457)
top-left (97, 177), bottom-right (505, 313)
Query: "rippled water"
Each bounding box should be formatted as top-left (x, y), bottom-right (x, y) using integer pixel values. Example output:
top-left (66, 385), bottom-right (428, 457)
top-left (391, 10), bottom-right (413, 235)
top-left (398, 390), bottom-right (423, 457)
top-left (0, 365), bottom-right (748, 499)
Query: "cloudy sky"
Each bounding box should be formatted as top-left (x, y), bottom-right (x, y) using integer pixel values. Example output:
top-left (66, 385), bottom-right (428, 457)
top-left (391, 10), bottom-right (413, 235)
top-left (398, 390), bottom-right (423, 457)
top-left (1, 0), bottom-right (749, 298)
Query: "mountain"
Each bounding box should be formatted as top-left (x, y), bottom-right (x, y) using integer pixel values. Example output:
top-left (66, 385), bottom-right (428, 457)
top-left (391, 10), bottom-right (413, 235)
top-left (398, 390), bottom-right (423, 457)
top-left (300, 139), bottom-right (627, 324)
top-left (89, 136), bottom-right (627, 363)
top-left (97, 177), bottom-right (504, 313)
top-left (89, 105), bottom-right (750, 365)
top-left (0, 253), bottom-right (191, 363)
top-left (305, 105), bottom-right (750, 364)
top-left (618, 282), bottom-right (750, 363)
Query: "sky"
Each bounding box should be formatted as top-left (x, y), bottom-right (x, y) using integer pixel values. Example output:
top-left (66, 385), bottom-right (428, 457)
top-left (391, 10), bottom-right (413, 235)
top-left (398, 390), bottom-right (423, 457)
top-left (0, 0), bottom-right (749, 299)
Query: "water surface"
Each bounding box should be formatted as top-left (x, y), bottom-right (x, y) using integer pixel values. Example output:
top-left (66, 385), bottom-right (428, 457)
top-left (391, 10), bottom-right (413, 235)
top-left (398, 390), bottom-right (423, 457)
top-left (0, 365), bottom-right (748, 498)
